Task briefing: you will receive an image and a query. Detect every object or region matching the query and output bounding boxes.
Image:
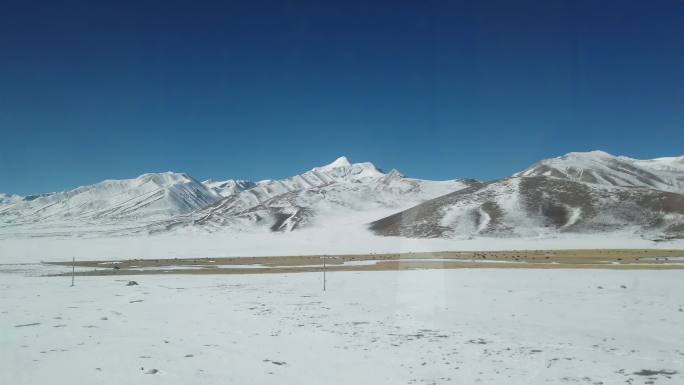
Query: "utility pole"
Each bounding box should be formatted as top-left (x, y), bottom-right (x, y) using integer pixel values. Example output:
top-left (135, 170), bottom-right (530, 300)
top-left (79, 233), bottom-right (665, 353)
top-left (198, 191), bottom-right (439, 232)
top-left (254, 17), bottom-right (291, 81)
top-left (71, 257), bottom-right (75, 287)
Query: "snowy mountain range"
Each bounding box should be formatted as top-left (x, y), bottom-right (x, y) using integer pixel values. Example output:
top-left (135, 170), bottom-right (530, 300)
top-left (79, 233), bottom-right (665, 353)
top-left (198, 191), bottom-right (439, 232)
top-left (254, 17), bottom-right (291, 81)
top-left (371, 151), bottom-right (684, 241)
top-left (514, 151), bottom-right (684, 192)
top-left (0, 156), bottom-right (474, 238)
top-left (182, 157), bottom-right (476, 233)
top-left (1, 152), bottom-right (683, 241)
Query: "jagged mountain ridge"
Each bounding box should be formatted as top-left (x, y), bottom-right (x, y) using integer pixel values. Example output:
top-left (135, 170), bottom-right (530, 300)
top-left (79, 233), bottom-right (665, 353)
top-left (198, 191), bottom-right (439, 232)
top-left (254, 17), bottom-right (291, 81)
top-left (0, 193), bottom-right (23, 207)
top-left (177, 157), bottom-right (477, 232)
top-left (515, 150), bottom-right (684, 193)
top-left (370, 151), bottom-right (684, 240)
top-left (202, 179), bottom-right (257, 197)
top-left (2, 151), bottom-right (683, 240)
top-left (0, 157), bottom-right (475, 237)
top-left (0, 172), bottom-right (221, 229)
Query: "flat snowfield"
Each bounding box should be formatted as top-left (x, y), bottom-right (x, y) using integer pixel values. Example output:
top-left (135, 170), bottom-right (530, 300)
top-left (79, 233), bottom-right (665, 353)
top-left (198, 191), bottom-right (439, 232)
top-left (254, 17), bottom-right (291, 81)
top-left (2, 231), bottom-right (684, 264)
top-left (1, 266), bottom-right (683, 385)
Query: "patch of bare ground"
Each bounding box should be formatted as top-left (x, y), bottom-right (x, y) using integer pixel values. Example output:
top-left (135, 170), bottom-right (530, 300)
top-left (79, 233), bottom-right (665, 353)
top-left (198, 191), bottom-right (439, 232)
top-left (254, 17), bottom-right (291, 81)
top-left (44, 249), bottom-right (684, 276)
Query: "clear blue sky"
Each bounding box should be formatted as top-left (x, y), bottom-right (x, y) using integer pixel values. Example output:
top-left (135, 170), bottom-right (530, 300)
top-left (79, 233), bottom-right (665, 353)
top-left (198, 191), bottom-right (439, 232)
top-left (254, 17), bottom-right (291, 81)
top-left (1, 0), bottom-right (683, 195)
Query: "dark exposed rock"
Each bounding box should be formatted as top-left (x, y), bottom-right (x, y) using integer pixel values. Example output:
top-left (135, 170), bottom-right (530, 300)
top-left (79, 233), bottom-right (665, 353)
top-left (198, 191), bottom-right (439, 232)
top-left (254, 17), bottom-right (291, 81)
top-left (633, 369), bottom-right (677, 376)
top-left (370, 175), bottom-right (684, 239)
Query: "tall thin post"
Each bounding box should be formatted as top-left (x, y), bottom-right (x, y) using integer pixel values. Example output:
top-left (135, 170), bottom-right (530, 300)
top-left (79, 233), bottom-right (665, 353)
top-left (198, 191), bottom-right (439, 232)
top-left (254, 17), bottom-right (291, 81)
top-left (323, 256), bottom-right (326, 291)
top-left (71, 257), bottom-right (75, 287)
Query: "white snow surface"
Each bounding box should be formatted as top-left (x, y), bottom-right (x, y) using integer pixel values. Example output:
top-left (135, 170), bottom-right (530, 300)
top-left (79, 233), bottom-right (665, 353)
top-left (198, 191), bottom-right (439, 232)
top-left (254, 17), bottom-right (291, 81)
top-left (0, 156), bottom-right (470, 238)
top-left (201, 179), bottom-right (256, 197)
top-left (1, 225), bottom-right (683, 264)
top-left (516, 150), bottom-right (684, 192)
top-left (1, 152), bottom-right (683, 257)
top-left (0, 193), bottom-right (23, 207)
top-left (1, 266), bottom-right (683, 385)
top-left (0, 172), bottom-right (220, 229)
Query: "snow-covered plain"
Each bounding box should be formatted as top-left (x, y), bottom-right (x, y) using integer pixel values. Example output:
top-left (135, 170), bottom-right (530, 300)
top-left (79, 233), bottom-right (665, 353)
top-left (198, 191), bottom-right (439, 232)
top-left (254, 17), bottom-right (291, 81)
top-left (2, 226), bottom-right (684, 263)
top-left (3, 151), bottom-right (683, 384)
top-left (1, 265), bottom-right (683, 385)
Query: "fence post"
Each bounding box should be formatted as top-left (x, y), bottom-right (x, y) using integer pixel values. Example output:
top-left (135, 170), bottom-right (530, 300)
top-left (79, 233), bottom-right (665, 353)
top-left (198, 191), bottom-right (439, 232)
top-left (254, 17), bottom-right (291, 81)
top-left (71, 257), bottom-right (75, 287)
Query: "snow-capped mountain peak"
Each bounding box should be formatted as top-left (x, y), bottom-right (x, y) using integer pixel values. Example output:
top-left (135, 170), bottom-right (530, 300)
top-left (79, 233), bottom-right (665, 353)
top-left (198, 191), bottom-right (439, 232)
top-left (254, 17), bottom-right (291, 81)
top-left (318, 156), bottom-right (352, 170)
top-left (564, 150), bottom-right (614, 159)
top-left (371, 151), bottom-right (684, 241)
top-left (0, 172), bottom-right (221, 232)
top-left (202, 179), bottom-right (256, 197)
top-left (133, 171), bottom-right (194, 187)
top-left (3, 151), bottom-right (682, 241)
top-left (515, 150), bottom-right (684, 193)
top-left (310, 156), bottom-right (384, 183)
top-left (383, 169), bottom-right (405, 179)
top-left (0, 193), bottom-right (23, 208)
top-left (182, 157), bottom-right (474, 233)
top-left (631, 155), bottom-right (684, 172)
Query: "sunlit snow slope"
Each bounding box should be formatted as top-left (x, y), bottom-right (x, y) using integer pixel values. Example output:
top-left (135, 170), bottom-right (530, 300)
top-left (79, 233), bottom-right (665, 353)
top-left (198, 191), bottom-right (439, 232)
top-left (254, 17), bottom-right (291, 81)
top-left (0, 157), bottom-right (475, 238)
top-left (0, 173), bottom-right (221, 237)
top-left (371, 151), bottom-right (684, 241)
